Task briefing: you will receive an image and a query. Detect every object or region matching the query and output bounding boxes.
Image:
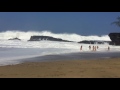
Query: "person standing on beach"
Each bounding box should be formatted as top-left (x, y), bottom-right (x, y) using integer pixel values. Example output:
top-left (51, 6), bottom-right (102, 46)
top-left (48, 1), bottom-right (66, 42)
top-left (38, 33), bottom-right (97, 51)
top-left (108, 46), bottom-right (109, 51)
top-left (97, 46), bottom-right (99, 49)
top-left (92, 46), bottom-right (94, 51)
top-left (94, 46), bottom-right (96, 51)
top-left (89, 45), bottom-right (91, 50)
top-left (80, 45), bottom-right (82, 51)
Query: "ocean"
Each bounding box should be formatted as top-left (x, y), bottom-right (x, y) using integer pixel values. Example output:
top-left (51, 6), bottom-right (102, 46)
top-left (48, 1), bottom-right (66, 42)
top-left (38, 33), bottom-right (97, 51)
top-left (0, 30), bottom-right (120, 66)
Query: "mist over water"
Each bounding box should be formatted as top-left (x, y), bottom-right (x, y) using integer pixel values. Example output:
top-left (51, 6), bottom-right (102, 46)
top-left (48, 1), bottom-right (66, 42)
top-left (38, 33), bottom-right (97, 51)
top-left (0, 30), bottom-right (119, 66)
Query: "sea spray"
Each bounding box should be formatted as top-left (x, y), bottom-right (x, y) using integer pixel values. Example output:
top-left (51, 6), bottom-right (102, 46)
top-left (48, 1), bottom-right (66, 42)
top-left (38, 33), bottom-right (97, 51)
top-left (0, 30), bottom-right (111, 41)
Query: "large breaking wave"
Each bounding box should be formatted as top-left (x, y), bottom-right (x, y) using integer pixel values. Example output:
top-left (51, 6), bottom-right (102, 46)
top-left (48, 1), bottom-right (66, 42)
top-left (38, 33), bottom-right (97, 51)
top-left (0, 30), bottom-right (111, 41)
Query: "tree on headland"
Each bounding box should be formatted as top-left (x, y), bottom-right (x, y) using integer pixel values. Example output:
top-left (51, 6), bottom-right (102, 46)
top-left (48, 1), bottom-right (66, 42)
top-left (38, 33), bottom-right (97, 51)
top-left (111, 16), bottom-right (120, 27)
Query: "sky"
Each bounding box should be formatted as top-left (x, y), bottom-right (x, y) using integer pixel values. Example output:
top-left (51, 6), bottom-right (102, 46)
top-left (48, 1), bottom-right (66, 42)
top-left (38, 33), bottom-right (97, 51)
top-left (0, 12), bottom-right (120, 36)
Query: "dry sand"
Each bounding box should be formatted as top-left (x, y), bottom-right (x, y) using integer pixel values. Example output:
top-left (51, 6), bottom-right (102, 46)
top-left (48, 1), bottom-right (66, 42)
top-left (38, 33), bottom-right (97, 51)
top-left (0, 58), bottom-right (120, 78)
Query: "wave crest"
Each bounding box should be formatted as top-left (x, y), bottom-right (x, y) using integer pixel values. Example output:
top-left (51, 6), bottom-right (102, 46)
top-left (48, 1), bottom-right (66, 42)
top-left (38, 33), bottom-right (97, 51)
top-left (0, 30), bottom-right (111, 41)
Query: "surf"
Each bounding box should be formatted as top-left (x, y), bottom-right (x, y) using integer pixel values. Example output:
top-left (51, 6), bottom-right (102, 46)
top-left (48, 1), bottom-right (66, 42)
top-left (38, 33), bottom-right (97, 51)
top-left (0, 30), bottom-right (111, 41)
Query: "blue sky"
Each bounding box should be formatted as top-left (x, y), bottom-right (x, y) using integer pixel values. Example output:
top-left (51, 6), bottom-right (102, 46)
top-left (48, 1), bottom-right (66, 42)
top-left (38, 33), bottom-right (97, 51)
top-left (0, 12), bottom-right (120, 36)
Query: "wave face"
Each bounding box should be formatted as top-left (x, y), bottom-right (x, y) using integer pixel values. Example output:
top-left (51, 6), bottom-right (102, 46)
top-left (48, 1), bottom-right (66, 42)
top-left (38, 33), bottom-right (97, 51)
top-left (0, 30), bottom-right (111, 41)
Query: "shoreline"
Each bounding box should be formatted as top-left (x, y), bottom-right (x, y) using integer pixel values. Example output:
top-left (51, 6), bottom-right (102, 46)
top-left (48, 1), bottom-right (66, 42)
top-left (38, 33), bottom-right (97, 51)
top-left (0, 57), bottom-right (120, 78)
top-left (19, 51), bottom-right (120, 62)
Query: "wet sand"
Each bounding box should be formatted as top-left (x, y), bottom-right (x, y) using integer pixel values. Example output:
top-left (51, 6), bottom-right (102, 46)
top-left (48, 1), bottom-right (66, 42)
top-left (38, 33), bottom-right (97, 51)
top-left (0, 57), bottom-right (120, 78)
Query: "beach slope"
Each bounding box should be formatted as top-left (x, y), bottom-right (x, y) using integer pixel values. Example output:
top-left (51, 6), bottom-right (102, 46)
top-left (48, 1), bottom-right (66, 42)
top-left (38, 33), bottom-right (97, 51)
top-left (0, 58), bottom-right (120, 78)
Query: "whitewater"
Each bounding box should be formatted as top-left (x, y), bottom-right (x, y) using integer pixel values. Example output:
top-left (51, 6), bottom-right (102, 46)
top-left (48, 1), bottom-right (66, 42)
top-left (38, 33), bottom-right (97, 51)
top-left (0, 30), bottom-right (120, 66)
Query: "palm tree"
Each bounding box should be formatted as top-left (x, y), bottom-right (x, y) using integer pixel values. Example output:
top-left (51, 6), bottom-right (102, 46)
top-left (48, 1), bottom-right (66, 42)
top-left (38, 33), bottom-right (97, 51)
top-left (111, 16), bottom-right (120, 27)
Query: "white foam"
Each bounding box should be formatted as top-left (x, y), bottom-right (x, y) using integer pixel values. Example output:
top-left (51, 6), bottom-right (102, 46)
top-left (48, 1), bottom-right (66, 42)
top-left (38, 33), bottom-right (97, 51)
top-left (0, 30), bottom-right (119, 66)
top-left (0, 30), bottom-right (111, 41)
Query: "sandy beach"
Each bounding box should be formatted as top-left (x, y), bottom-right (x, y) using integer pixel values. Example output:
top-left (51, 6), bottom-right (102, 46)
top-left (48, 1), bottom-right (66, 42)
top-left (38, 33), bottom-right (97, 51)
top-left (0, 58), bottom-right (120, 78)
